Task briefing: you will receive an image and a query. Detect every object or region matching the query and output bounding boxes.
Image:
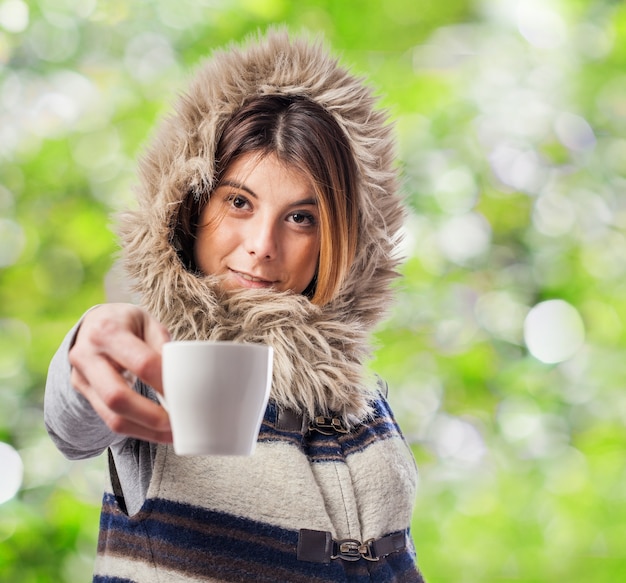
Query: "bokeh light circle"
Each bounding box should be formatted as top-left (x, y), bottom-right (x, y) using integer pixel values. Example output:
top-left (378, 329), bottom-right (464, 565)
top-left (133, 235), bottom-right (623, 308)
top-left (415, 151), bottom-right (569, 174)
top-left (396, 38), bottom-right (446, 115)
top-left (0, 442), bottom-right (23, 504)
top-left (524, 300), bottom-right (585, 364)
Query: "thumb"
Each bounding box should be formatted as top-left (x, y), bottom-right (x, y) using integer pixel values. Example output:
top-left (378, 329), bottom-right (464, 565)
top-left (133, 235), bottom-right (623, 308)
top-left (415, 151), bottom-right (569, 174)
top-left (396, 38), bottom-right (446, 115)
top-left (141, 315), bottom-right (171, 394)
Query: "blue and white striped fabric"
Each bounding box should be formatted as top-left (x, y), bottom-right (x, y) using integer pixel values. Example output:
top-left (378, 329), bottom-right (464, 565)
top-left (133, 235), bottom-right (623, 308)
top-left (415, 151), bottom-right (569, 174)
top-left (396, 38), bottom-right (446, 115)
top-left (94, 397), bottom-right (424, 583)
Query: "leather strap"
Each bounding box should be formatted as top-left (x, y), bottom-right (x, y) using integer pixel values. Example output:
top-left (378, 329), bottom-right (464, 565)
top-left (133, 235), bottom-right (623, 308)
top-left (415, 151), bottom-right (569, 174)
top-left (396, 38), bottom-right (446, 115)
top-left (275, 408), bottom-right (353, 435)
top-left (297, 529), bottom-right (407, 563)
top-left (297, 529), bottom-right (333, 563)
top-left (276, 376), bottom-right (388, 435)
top-left (370, 531), bottom-right (407, 558)
top-left (107, 448), bottom-right (128, 515)
top-left (275, 408), bottom-right (308, 432)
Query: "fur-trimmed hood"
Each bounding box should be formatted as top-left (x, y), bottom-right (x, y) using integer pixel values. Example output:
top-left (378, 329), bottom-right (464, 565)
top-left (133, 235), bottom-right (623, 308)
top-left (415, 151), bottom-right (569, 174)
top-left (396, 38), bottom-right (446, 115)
top-left (117, 29), bottom-right (405, 422)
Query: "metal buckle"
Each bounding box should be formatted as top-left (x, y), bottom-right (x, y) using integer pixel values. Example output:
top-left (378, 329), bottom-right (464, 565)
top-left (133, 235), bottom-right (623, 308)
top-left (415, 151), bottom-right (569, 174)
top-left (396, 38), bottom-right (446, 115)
top-left (359, 539), bottom-right (379, 561)
top-left (332, 538), bottom-right (379, 562)
top-left (309, 415), bottom-right (349, 435)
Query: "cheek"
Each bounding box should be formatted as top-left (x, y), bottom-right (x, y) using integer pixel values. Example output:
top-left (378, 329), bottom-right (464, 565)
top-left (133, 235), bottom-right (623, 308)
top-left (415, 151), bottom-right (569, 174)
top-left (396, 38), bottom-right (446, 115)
top-left (194, 228), bottom-right (219, 275)
top-left (294, 241), bottom-right (320, 286)
top-left (193, 202), bottom-right (233, 273)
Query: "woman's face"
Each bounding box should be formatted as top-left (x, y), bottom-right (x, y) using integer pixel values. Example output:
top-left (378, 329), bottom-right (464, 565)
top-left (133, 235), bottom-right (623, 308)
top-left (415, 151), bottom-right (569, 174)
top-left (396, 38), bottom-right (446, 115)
top-left (194, 152), bottom-right (320, 294)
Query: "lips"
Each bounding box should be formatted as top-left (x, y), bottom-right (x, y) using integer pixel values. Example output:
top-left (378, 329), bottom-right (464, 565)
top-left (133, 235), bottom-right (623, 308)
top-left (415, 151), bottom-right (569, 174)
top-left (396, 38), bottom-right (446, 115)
top-left (230, 269), bottom-right (275, 285)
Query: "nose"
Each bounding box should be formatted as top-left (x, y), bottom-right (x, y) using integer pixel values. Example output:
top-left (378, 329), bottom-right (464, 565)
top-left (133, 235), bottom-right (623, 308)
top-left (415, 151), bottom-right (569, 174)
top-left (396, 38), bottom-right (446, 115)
top-left (245, 216), bottom-right (278, 260)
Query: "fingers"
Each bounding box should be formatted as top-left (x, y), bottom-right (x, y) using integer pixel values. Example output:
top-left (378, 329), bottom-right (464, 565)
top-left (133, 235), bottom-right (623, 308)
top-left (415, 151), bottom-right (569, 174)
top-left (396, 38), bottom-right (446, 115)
top-left (79, 305), bottom-right (170, 390)
top-left (72, 364), bottom-right (172, 442)
top-left (69, 303), bottom-right (173, 443)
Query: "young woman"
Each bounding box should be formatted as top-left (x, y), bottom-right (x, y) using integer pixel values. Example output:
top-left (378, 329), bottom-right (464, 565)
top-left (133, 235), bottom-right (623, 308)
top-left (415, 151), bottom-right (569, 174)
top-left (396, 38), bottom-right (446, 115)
top-left (45, 30), bottom-right (426, 582)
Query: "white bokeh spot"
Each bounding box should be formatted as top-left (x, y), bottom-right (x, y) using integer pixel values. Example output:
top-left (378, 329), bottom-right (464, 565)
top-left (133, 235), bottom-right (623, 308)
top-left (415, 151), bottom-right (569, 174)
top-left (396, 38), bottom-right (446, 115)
top-left (0, 442), bottom-right (23, 504)
top-left (524, 299), bottom-right (585, 363)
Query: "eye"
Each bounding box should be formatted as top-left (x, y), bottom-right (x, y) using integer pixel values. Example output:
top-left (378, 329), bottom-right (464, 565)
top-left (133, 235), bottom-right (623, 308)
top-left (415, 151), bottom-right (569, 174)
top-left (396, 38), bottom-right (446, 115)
top-left (227, 194), bottom-right (250, 209)
top-left (289, 212), bottom-right (316, 226)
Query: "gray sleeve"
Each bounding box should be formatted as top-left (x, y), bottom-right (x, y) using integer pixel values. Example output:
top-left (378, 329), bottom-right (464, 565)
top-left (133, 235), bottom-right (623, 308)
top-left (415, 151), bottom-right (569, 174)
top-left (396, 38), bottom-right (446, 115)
top-left (43, 316), bottom-right (124, 460)
top-left (44, 312), bottom-right (159, 515)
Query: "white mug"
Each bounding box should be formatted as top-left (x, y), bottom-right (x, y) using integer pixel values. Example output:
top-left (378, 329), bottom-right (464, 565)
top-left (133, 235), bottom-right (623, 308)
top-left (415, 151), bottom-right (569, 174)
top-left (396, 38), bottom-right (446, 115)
top-left (161, 341), bottom-right (273, 456)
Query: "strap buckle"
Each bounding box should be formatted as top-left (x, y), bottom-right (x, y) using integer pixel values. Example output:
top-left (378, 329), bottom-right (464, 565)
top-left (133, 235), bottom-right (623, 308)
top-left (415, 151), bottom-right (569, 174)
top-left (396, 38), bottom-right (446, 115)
top-left (332, 538), bottom-right (379, 562)
top-left (309, 415), bottom-right (349, 435)
top-left (298, 529), bottom-right (406, 564)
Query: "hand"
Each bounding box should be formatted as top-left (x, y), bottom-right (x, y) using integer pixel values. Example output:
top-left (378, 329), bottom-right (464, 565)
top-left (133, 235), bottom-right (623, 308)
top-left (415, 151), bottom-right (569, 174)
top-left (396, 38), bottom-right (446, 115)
top-left (69, 303), bottom-right (173, 443)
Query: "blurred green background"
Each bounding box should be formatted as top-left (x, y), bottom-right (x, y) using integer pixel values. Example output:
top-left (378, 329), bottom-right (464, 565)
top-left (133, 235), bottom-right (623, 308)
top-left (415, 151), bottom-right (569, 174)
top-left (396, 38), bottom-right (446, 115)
top-left (1, 0), bottom-right (625, 581)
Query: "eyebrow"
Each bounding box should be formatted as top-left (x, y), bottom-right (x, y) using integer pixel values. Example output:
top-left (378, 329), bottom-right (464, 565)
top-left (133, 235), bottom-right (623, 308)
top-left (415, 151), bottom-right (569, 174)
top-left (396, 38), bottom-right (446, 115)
top-left (219, 179), bottom-right (317, 207)
top-left (220, 180), bottom-right (256, 197)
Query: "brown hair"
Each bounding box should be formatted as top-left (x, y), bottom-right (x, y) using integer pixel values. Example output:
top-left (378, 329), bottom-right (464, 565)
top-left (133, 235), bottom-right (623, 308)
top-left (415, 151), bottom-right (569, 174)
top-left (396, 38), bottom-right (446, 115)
top-left (175, 94), bottom-right (359, 306)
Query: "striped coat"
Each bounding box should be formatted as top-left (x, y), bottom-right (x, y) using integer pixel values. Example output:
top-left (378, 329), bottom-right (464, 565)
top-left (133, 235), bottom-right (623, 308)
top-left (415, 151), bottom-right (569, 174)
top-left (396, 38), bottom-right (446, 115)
top-left (94, 398), bottom-right (424, 582)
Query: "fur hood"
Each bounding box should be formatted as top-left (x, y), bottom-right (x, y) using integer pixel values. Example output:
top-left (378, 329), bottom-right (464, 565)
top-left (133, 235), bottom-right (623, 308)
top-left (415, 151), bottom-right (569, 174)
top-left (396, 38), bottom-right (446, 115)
top-left (116, 29), bottom-right (405, 422)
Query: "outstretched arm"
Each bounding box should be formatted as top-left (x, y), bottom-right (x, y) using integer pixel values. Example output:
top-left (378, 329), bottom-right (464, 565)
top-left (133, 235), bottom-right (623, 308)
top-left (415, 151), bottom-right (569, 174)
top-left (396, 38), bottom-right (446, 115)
top-left (44, 303), bottom-right (172, 460)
